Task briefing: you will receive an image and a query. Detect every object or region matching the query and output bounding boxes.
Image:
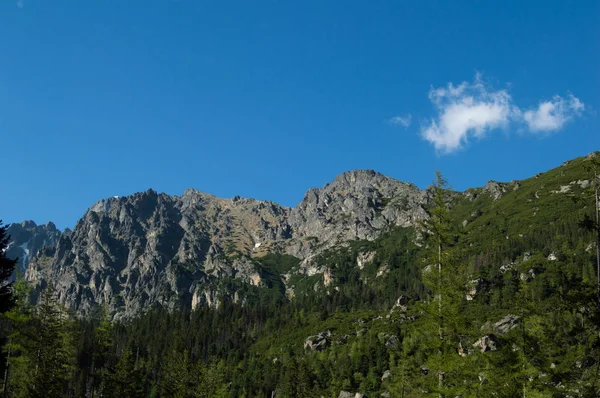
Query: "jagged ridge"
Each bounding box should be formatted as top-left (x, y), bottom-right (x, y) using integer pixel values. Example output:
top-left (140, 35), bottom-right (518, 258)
top-left (24, 169), bottom-right (427, 319)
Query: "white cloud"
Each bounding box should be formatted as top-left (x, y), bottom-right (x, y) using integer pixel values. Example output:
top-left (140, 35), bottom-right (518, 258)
top-left (389, 114), bottom-right (412, 128)
top-left (523, 94), bottom-right (584, 132)
top-left (16, 0), bottom-right (23, 8)
top-left (412, 74), bottom-right (585, 153)
top-left (421, 74), bottom-right (515, 153)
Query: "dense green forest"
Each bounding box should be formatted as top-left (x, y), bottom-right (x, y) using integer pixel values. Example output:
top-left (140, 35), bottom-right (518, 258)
top-left (1, 154), bottom-right (599, 397)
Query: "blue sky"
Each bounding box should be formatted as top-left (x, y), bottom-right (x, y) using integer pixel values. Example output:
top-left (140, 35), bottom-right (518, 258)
top-left (1, 1), bottom-right (598, 229)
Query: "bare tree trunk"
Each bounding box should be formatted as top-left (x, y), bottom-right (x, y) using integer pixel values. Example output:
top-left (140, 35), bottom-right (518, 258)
top-left (135, 346), bottom-right (140, 370)
top-left (438, 243), bottom-right (443, 398)
top-left (595, 172), bottom-right (600, 311)
top-left (3, 347), bottom-right (10, 398)
top-left (522, 310), bottom-right (526, 398)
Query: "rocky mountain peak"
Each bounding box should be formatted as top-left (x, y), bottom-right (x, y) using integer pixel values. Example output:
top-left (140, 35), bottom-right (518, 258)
top-left (20, 220), bottom-right (37, 229)
top-left (22, 169), bottom-right (431, 318)
top-left (332, 169), bottom-right (381, 184)
top-left (6, 221), bottom-right (62, 273)
top-left (288, 169), bottom-right (427, 248)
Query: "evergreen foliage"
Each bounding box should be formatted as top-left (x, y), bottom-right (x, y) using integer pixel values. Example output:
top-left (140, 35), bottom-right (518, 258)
top-left (4, 285), bottom-right (75, 397)
top-left (0, 221), bottom-right (16, 313)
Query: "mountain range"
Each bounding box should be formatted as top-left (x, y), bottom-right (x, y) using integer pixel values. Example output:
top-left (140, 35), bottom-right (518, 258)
top-left (7, 151), bottom-right (599, 320)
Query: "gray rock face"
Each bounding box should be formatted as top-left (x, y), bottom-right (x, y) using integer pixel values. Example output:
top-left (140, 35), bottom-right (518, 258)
top-left (26, 189), bottom-right (292, 319)
top-left (5, 221), bottom-right (61, 273)
top-left (24, 170), bottom-right (431, 319)
top-left (483, 181), bottom-right (506, 200)
top-left (288, 170), bottom-right (427, 251)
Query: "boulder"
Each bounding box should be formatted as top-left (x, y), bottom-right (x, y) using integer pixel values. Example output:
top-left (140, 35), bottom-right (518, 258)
top-left (339, 392), bottom-right (365, 398)
top-left (304, 330), bottom-right (333, 351)
top-left (377, 333), bottom-right (399, 349)
top-left (520, 269), bottom-right (536, 282)
top-left (381, 370), bottom-right (391, 381)
top-left (483, 314), bottom-right (519, 335)
top-left (385, 335), bottom-right (399, 349)
top-left (473, 335), bottom-right (498, 353)
top-left (483, 181), bottom-right (506, 200)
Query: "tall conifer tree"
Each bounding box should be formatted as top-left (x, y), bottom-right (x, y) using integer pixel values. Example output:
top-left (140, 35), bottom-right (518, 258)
top-left (0, 221), bottom-right (16, 313)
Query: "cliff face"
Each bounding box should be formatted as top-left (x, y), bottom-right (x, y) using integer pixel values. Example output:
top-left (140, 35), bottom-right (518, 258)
top-left (5, 221), bottom-right (61, 273)
top-left (24, 169), bottom-right (430, 318)
top-left (289, 170), bottom-right (427, 246)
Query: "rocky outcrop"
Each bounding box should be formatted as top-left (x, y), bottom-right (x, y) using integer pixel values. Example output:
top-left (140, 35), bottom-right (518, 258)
top-left (480, 314), bottom-right (520, 336)
top-left (377, 333), bottom-right (399, 349)
top-left (356, 251), bottom-right (376, 270)
top-left (466, 279), bottom-right (483, 300)
top-left (381, 370), bottom-right (391, 381)
top-left (473, 335), bottom-right (498, 353)
top-left (472, 315), bottom-right (519, 355)
top-left (483, 181), bottom-right (506, 200)
top-left (288, 170), bottom-right (427, 251)
top-left (304, 331), bottom-right (332, 351)
top-left (339, 392), bottom-right (366, 398)
top-left (520, 269), bottom-right (536, 282)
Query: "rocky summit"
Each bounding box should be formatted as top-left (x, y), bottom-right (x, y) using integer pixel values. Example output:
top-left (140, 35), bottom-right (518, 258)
top-left (22, 169), bottom-right (429, 319)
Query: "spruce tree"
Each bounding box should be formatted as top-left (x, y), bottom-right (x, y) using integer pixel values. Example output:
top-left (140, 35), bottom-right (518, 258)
top-left (103, 345), bottom-right (144, 398)
top-left (5, 285), bottom-right (75, 398)
top-left (92, 308), bottom-right (114, 397)
top-left (160, 349), bottom-right (195, 398)
top-left (195, 359), bottom-right (228, 398)
top-left (582, 154), bottom-right (600, 309)
top-left (0, 220), bottom-right (16, 398)
top-left (395, 172), bottom-right (479, 397)
top-left (2, 278), bottom-right (33, 398)
top-left (0, 221), bottom-right (16, 313)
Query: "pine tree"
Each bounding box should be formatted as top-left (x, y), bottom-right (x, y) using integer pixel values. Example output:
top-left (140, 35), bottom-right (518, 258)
top-left (160, 349), bottom-right (195, 398)
top-left (195, 359), bottom-right (228, 398)
top-left (91, 308), bottom-right (114, 397)
top-left (2, 278), bottom-right (33, 398)
top-left (395, 172), bottom-right (479, 397)
top-left (0, 221), bottom-right (17, 398)
top-left (582, 154), bottom-right (600, 310)
top-left (103, 345), bottom-right (144, 398)
top-left (5, 285), bottom-right (76, 398)
top-left (0, 221), bottom-right (16, 314)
